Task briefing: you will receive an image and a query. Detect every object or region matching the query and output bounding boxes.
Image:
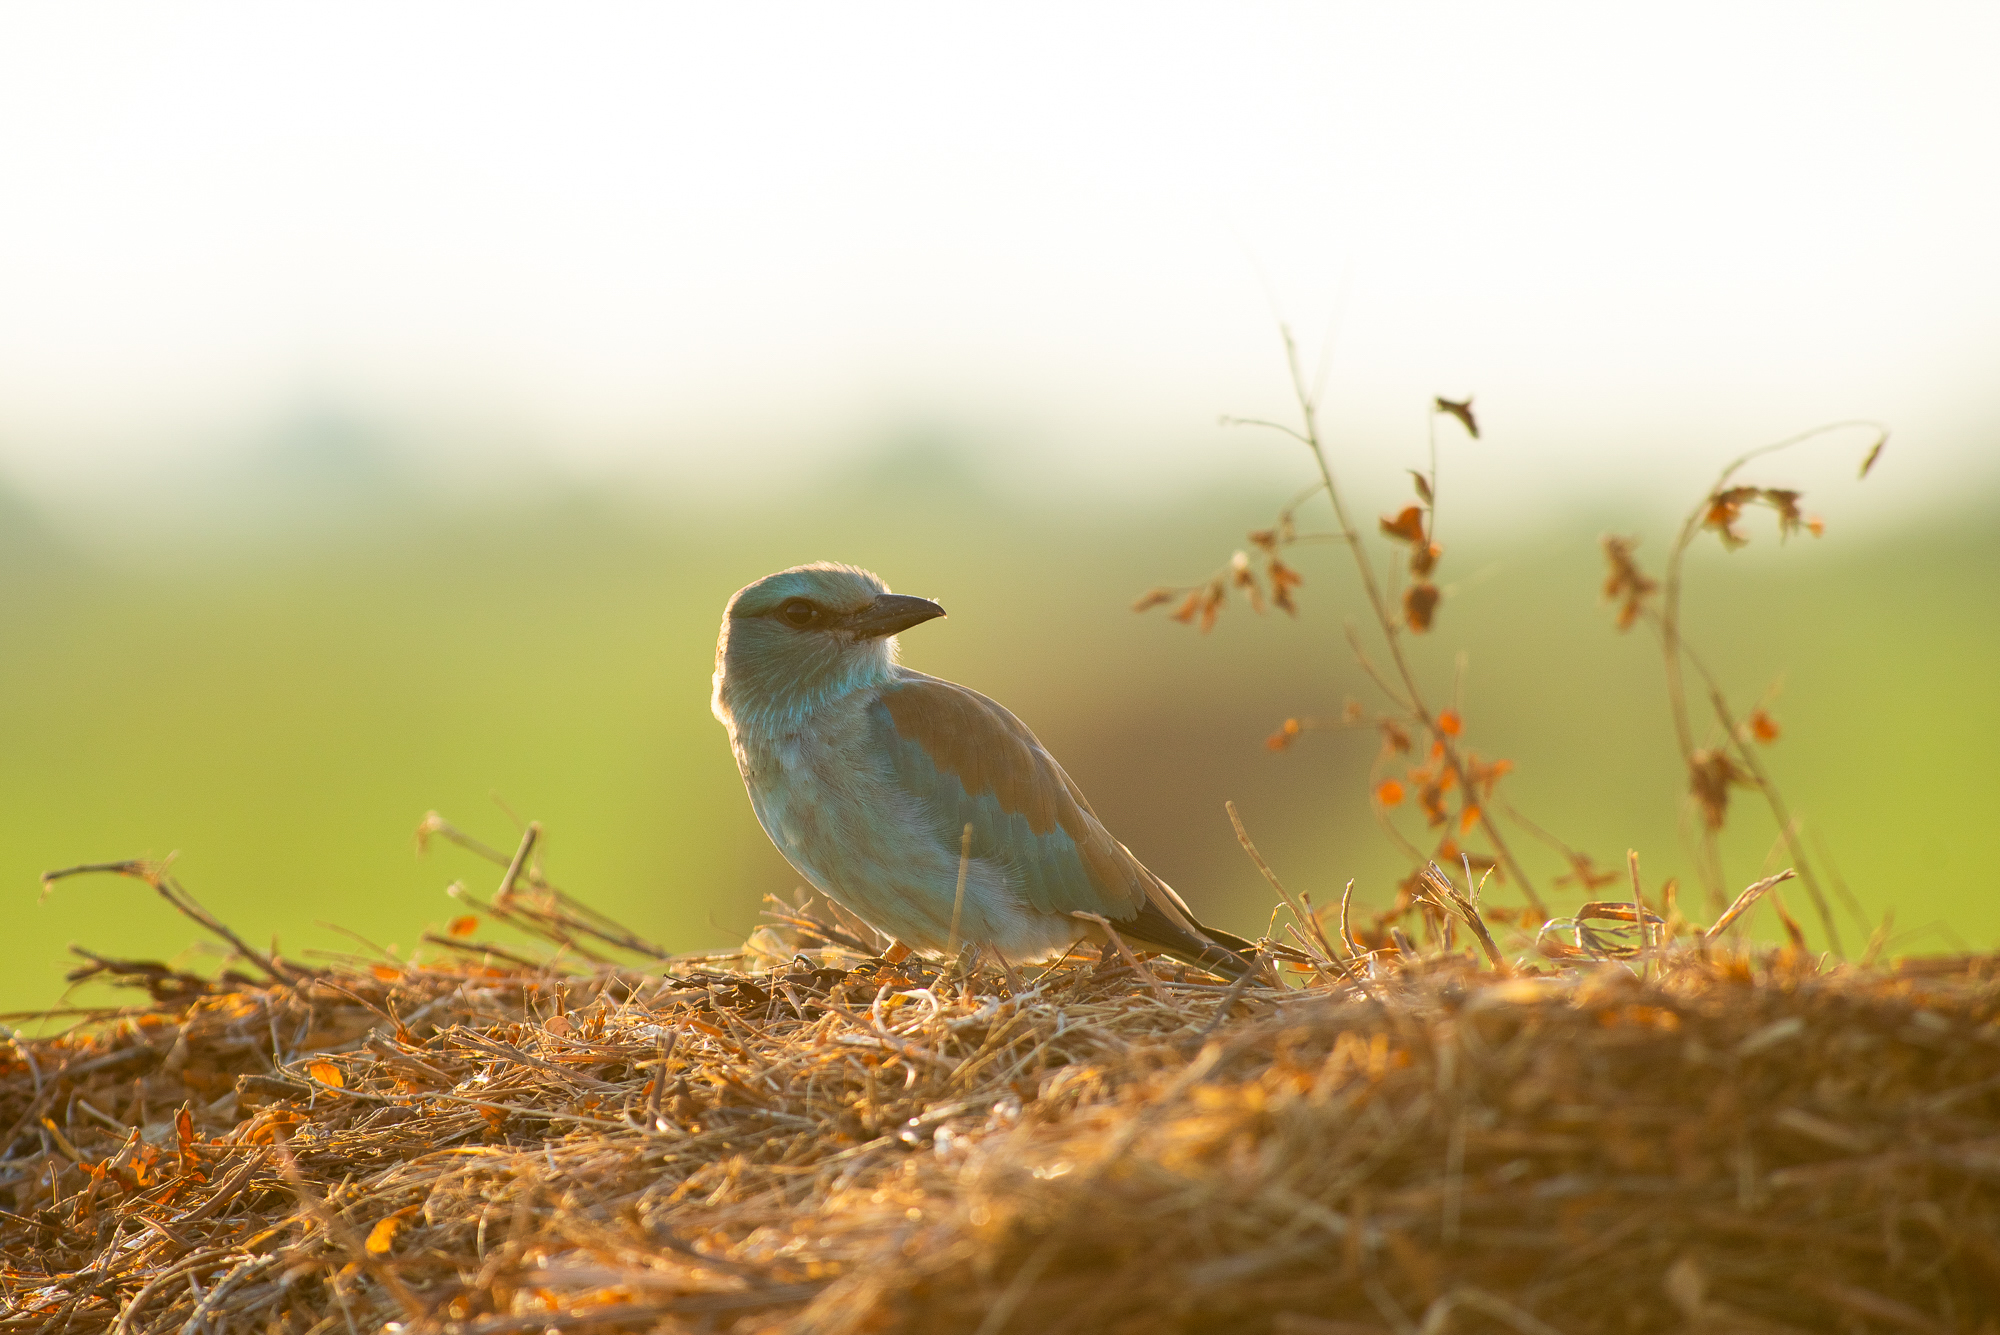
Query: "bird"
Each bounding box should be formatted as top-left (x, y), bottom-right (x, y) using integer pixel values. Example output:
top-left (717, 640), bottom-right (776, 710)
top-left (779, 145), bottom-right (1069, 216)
top-left (711, 561), bottom-right (1261, 979)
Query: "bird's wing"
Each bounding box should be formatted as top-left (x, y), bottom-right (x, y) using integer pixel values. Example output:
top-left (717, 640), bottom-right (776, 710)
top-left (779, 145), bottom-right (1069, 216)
top-left (871, 673), bottom-right (1213, 942)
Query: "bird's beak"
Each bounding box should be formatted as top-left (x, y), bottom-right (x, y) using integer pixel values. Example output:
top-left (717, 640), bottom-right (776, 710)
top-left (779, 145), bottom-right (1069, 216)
top-left (845, 593), bottom-right (946, 640)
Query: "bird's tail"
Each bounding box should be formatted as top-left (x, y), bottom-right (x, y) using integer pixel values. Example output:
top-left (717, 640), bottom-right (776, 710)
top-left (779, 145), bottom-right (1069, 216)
top-left (1110, 900), bottom-right (1296, 982)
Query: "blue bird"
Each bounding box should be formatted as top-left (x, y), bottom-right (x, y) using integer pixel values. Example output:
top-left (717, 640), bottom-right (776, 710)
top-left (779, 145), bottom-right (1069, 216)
top-left (711, 562), bottom-right (1258, 978)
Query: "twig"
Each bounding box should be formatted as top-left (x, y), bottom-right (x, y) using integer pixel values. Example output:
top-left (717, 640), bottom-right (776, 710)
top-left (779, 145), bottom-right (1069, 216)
top-left (1271, 328), bottom-right (1544, 913)
top-left (40, 861), bottom-right (289, 982)
top-left (1705, 686), bottom-right (1841, 955)
top-left (497, 822), bottom-right (540, 902)
top-left (1657, 419), bottom-right (1889, 908)
top-left (1705, 869), bottom-right (1798, 942)
top-left (1413, 863), bottom-right (1508, 974)
top-left (1628, 849), bottom-right (1649, 978)
top-left (1225, 801), bottom-right (1316, 955)
top-left (1070, 913), bottom-right (1172, 1005)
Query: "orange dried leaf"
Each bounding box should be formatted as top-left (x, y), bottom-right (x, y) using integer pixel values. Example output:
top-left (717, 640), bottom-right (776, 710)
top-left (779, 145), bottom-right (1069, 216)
top-left (1689, 748), bottom-right (1751, 830)
top-left (1763, 488), bottom-right (1808, 541)
top-left (1747, 709), bottom-right (1781, 744)
top-left (1600, 534), bottom-right (1658, 631)
top-left (1169, 589), bottom-right (1203, 624)
top-left (1403, 582), bottom-right (1440, 632)
top-left (1703, 486), bottom-right (1758, 549)
top-left (1380, 506), bottom-right (1426, 544)
top-left (309, 1061), bottom-right (344, 1089)
top-left (448, 914), bottom-right (478, 938)
top-left (371, 964), bottom-right (400, 983)
top-left (1380, 722), bottom-right (1411, 754)
top-left (1376, 779), bottom-right (1406, 807)
top-left (1437, 709), bottom-right (1462, 737)
top-left (366, 1211), bottom-right (411, 1255)
top-left (1267, 558), bottom-right (1303, 616)
top-left (1409, 541), bottom-right (1442, 577)
top-left (1131, 587), bottom-right (1179, 613)
top-left (1459, 804), bottom-right (1481, 834)
top-left (1197, 579), bottom-right (1225, 634)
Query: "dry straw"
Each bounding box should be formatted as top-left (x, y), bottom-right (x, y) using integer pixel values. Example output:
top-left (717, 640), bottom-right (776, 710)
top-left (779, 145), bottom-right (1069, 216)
top-left (4, 828), bottom-right (1998, 1335)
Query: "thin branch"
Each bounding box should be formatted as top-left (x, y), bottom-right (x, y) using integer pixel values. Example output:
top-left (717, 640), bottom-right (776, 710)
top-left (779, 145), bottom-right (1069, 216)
top-left (1277, 327), bottom-right (1544, 912)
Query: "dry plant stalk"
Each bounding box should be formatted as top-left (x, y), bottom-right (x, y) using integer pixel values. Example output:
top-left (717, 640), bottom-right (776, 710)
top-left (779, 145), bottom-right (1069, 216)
top-left (1136, 331), bottom-right (1551, 926)
top-left (1137, 329), bottom-right (1888, 959)
top-left (1603, 419), bottom-right (1889, 946)
top-left (6, 821), bottom-right (1997, 1335)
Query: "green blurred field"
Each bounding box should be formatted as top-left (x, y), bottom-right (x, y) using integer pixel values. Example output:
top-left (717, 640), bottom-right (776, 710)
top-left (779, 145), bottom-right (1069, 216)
top-left (2, 466), bottom-right (1995, 1016)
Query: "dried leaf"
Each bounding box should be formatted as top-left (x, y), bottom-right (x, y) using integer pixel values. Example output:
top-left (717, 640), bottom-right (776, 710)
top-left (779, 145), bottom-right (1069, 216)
top-left (1763, 488), bottom-right (1807, 541)
top-left (1409, 541), bottom-right (1442, 577)
top-left (1465, 754), bottom-right (1513, 798)
top-left (1747, 709), bottom-right (1781, 744)
top-left (1230, 551), bottom-right (1265, 612)
top-left (1703, 487), bottom-right (1758, 550)
top-left (371, 964), bottom-right (400, 983)
top-left (1380, 506), bottom-right (1426, 544)
top-left (1434, 396), bottom-right (1479, 438)
top-left (309, 1061), bottom-right (344, 1089)
top-left (1267, 558), bottom-right (1303, 615)
top-left (1169, 589), bottom-right (1203, 625)
top-left (448, 914), bottom-right (479, 938)
top-left (1459, 803), bottom-right (1481, 835)
top-left (1601, 535), bottom-right (1658, 631)
top-left (1198, 579), bottom-right (1225, 634)
top-left (367, 1208), bottom-right (418, 1255)
top-left (1266, 718), bottom-right (1302, 752)
top-left (1376, 779), bottom-right (1406, 807)
top-left (1380, 721), bottom-right (1412, 754)
top-left (1403, 582), bottom-right (1440, 632)
top-left (1689, 748), bottom-right (1752, 830)
top-left (1131, 587), bottom-right (1178, 613)
top-left (1409, 470), bottom-right (1434, 505)
top-left (1437, 709), bottom-right (1463, 737)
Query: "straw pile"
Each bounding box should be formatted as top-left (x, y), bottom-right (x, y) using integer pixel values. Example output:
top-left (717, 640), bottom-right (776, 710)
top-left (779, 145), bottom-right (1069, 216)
top-left (4, 836), bottom-right (1999, 1334)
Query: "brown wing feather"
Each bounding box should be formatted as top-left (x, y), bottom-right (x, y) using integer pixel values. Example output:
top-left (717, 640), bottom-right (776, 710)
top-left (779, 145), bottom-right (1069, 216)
top-left (880, 673), bottom-right (1246, 972)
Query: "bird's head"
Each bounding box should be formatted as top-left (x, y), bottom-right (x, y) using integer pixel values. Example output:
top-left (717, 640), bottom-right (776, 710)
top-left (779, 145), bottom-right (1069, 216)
top-left (711, 563), bottom-right (946, 730)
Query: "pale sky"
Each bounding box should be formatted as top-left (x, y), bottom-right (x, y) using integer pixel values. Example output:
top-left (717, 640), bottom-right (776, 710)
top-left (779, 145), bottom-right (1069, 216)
top-left (1, 3), bottom-right (1995, 511)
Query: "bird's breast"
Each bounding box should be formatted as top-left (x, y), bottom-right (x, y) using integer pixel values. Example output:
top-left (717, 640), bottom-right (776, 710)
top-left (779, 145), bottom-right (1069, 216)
top-left (730, 699), bottom-right (891, 873)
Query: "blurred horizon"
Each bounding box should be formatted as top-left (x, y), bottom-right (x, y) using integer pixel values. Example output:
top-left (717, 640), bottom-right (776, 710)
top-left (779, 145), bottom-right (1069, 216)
top-left (4, 442), bottom-right (1997, 1017)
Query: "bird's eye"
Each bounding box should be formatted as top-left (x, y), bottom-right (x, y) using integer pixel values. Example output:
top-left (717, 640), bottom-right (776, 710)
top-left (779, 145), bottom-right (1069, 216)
top-left (779, 599), bottom-right (818, 627)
